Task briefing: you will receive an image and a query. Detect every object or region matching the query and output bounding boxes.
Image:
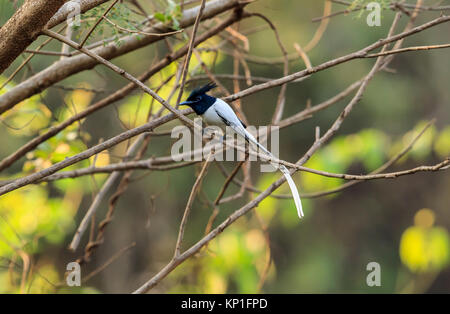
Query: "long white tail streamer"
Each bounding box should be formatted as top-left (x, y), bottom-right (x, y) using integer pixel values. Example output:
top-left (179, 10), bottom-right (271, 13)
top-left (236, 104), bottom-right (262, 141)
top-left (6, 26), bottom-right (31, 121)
top-left (231, 124), bottom-right (304, 219)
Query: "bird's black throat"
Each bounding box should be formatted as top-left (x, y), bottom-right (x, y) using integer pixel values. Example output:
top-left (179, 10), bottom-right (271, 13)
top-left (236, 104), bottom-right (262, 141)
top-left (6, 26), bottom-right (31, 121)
top-left (189, 95), bottom-right (216, 115)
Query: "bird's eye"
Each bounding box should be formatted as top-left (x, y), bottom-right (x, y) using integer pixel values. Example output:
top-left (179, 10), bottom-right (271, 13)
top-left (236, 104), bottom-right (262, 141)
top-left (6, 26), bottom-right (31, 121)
top-left (195, 97), bottom-right (201, 101)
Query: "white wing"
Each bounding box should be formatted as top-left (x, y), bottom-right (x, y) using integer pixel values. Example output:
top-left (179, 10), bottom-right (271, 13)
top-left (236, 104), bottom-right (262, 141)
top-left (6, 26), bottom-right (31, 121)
top-left (212, 99), bottom-right (304, 219)
top-left (212, 99), bottom-right (244, 126)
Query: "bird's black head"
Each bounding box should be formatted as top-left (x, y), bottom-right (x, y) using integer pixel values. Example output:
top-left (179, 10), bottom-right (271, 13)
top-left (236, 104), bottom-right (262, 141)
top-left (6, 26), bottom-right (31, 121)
top-left (179, 82), bottom-right (217, 115)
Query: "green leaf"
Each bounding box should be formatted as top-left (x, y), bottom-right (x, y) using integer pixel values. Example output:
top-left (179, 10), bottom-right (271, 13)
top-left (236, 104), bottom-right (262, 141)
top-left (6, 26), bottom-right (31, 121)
top-left (154, 12), bottom-right (166, 22)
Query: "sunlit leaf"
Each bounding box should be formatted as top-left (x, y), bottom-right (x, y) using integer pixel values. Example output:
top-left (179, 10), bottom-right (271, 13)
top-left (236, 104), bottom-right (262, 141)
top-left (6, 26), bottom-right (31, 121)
top-left (434, 125), bottom-right (450, 158)
top-left (399, 209), bottom-right (450, 273)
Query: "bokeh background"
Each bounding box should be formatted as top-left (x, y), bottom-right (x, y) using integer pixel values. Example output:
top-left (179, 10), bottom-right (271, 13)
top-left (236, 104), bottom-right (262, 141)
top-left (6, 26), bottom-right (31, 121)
top-left (0, 0), bottom-right (449, 293)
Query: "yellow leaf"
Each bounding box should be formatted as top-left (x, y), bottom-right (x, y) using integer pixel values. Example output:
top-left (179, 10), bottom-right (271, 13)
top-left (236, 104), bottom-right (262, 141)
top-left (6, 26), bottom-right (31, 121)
top-left (400, 224), bottom-right (450, 273)
top-left (434, 126), bottom-right (450, 158)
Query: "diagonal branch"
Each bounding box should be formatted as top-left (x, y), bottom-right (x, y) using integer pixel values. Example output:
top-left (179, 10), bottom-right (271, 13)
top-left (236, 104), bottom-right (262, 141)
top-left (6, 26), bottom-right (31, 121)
top-left (175, 151), bottom-right (214, 257)
top-left (46, 0), bottom-right (111, 29)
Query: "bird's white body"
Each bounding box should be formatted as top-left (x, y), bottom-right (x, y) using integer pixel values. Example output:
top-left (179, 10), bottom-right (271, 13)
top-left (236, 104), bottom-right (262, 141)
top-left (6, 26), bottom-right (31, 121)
top-left (202, 99), bottom-right (304, 218)
top-left (203, 98), bottom-right (242, 128)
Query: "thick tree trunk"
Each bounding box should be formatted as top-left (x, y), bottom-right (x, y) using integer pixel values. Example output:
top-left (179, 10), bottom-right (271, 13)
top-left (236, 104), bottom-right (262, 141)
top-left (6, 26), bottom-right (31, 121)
top-left (0, 0), bottom-right (66, 75)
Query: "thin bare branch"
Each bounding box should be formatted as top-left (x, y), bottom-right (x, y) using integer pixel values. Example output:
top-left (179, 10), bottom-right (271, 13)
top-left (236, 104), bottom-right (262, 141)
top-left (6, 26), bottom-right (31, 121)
top-left (175, 151), bottom-right (214, 257)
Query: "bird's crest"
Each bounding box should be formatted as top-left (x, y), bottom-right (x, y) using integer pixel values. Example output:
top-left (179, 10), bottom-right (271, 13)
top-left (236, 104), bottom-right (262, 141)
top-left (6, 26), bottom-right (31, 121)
top-left (187, 82), bottom-right (217, 100)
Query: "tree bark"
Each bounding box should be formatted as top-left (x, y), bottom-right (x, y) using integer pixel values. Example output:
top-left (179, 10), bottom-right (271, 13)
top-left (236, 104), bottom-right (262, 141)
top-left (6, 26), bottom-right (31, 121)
top-left (0, 0), bottom-right (66, 75)
top-left (46, 0), bottom-right (110, 29)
